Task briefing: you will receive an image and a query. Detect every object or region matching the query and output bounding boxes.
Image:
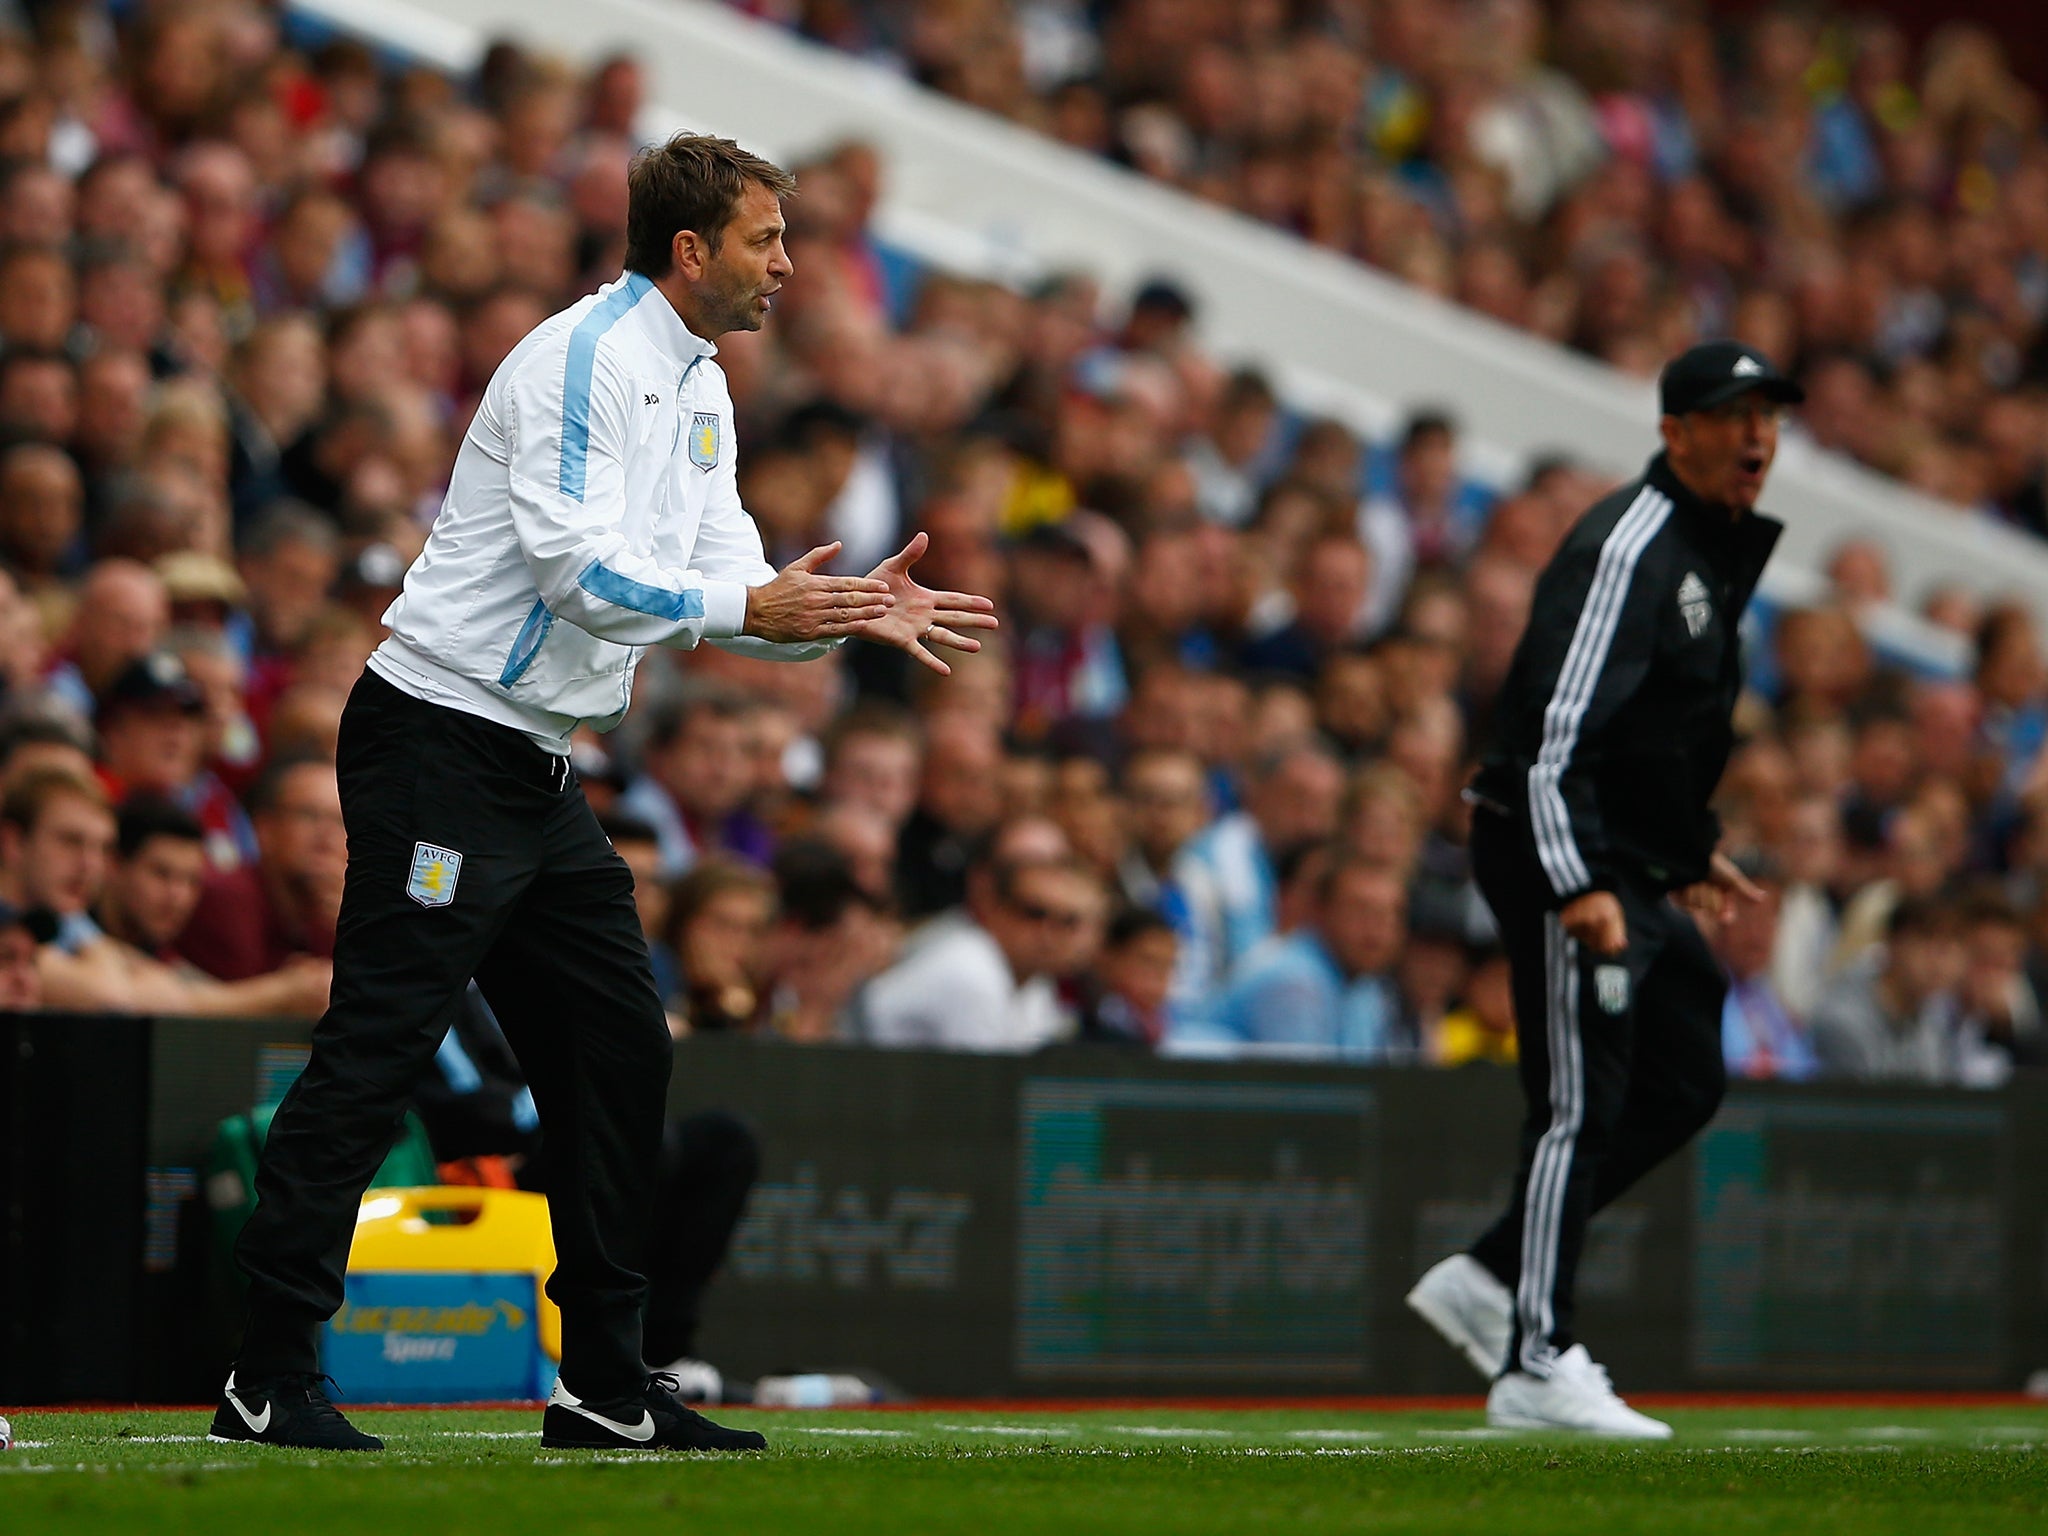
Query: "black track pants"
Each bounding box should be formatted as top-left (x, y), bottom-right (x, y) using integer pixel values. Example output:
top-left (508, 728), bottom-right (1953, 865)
top-left (640, 1111), bottom-right (762, 1367)
top-left (1464, 809), bottom-right (1727, 1378)
top-left (235, 670), bottom-right (672, 1400)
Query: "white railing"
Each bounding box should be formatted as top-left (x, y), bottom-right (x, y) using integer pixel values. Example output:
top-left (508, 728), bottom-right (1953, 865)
top-left (293, 0), bottom-right (2043, 644)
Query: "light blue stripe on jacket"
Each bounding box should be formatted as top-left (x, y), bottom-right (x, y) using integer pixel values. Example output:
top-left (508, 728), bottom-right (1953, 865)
top-left (558, 272), bottom-right (653, 501)
top-left (577, 559), bottom-right (707, 622)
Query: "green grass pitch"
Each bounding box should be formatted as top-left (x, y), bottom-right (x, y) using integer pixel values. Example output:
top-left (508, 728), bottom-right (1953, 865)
top-left (2, 1403), bottom-right (2043, 1534)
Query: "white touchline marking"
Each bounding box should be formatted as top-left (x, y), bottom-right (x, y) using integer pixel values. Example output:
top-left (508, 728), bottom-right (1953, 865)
top-left (1857, 1426), bottom-right (1934, 1439)
top-left (1103, 1425), bottom-right (1234, 1438)
top-left (436, 1431), bottom-right (536, 1439)
top-left (106, 1435), bottom-right (210, 1444)
top-left (1422, 1428), bottom-right (1520, 1439)
top-left (934, 1424), bottom-right (1076, 1436)
top-left (779, 1426), bottom-right (912, 1437)
top-left (1287, 1429), bottom-right (1388, 1441)
top-left (1724, 1429), bottom-right (1814, 1441)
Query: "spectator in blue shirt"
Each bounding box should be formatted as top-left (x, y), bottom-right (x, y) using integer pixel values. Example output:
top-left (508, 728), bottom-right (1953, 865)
top-left (1205, 854), bottom-right (1413, 1061)
top-left (1713, 856), bottom-right (1818, 1081)
top-left (1176, 738), bottom-right (1344, 993)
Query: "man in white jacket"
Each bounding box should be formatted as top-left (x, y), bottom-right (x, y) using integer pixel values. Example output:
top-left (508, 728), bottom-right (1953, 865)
top-left (212, 135), bottom-right (995, 1454)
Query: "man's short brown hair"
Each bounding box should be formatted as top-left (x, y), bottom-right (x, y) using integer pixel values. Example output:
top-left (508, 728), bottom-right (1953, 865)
top-left (1, 766), bottom-right (109, 835)
top-left (624, 133), bottom-right (796, 276)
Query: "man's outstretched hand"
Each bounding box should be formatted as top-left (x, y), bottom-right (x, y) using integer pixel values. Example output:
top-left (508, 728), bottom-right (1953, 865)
top-left (743, 542), bottom-right (896, 643)
top-left (853, 532), bottom-right (1000, 675)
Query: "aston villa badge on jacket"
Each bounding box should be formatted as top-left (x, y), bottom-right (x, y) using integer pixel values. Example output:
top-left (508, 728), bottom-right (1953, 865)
top-left (689, 411), bottom-right (720, 471)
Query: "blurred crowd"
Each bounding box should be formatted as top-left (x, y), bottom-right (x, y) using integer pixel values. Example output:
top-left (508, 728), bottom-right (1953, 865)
top-left (743, 0), bottom-right (2048, 525)
top-left (0, 1), bottom-right (2038, 1091)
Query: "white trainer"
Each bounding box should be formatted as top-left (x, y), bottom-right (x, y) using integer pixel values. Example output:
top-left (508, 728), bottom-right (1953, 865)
top-left (1406, 1254), bottom-right (1513, 1380)
top-left (1487, 1346), bottom-right (1673, 1438)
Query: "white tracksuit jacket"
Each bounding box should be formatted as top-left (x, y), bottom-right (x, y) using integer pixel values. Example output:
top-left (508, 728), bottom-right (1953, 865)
top-left (367, 271), bottom-right (834, 752)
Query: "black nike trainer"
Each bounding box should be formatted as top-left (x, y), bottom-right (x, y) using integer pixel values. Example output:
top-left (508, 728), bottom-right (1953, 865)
top-left (540, 1371), bottom-right (767, 1451)
top-left (208, 1371), bottom-right (384, 1450)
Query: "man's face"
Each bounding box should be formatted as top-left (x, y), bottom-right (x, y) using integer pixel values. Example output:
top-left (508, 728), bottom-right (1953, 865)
top-left (1252, 750), bottom-right (1343, 852)
top-left (681, 886), bottom-right (774, 988)
top-left (112, 833), bottom-right (208, 952)
top-left (244, 541), bottom-right (337, 651)
top-left (1399, 430), bottom-right (1455, 510)
top-left (984, 864), bottom-right (1098, 979)
top-left (1122, 752), bottom-right (1209, 864)
top-left (76, 572), bottom-right (168, 682)
top-left (0, 455), bottom-right (82, 572)
top-left (99, 705), bottom-right (206, 795)
top-left (256, 764), bottom-right (346, 886)
top-left (1321, 866), bottom-right (1407, 978)
top-left (689, 181), bottom-right (792, 336)
top-left (1294, 539), bottom-right (1370, 647)
top-left (0, 924), bottom-right (39, 1008)
top-left (661, 713), bottom-right (753, 822)
top-left (1662, 392), bottom-right (1782, 511)
top-left (15, 795), bottom-right (115, 915)
top-left (1888, 926), bottom-right (1964, 1009)
top-left (827, 734), bottom-right (921, 832)
top-left (923, 725), bottom-right (1003, 832)
top-left (1101, 927), bottom-right (1177, 1016)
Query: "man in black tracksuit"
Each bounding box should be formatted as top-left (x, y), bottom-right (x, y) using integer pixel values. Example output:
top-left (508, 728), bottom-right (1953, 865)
top-left (1409, 342), bottom-right (1801, 1436)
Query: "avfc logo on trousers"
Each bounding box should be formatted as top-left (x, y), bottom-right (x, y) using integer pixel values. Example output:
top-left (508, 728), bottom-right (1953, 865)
top-left (407, 843), bottom-right (463, 908)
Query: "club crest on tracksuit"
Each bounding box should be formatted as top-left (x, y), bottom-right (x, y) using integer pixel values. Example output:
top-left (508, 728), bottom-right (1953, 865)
top-left (1677, 571), bottom-right (1712, 638)
top-left (688, 412), bottom-right (720, 471)
top-left (1594, 963), bottom-right (1630, 1015)
top-left (407, 842), bottom-right (463, 907)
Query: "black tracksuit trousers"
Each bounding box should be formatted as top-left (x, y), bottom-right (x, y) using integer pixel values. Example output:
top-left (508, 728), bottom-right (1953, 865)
top-left (1464, 808), bottom-right (1727, 1378)
top-left (235, 671), bottom-right (673, 1400)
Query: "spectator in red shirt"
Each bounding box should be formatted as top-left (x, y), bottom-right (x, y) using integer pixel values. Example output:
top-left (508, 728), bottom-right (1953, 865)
top-left (42, 558), bottom-right (169, 720)
top-left (178, 754), bottom-right (344, 981)
top-left (94, 650), bottom-right (256, 870)
top-left (232, 503), bottom-right (339, 735)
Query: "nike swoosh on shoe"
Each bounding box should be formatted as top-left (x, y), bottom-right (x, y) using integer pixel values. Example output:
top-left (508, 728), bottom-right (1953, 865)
top-left (558, 1401), bottom-right (656, 1442)
top-left (224, 1372), bottom-right (271, 1435)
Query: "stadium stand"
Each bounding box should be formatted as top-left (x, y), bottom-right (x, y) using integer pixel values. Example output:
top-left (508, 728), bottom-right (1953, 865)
top-left (0, 0), bottom-right (2036, 1092)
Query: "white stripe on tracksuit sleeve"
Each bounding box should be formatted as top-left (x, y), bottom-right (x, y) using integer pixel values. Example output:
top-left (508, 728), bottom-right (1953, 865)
top-left (1525, 488), bottom-right (1673, 901)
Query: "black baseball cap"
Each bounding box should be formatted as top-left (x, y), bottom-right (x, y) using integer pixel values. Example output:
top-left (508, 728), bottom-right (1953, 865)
top-left (99, 651), bottom-right (205, 718)
top-left (1130, 278), bottom-right (1194, 321)
top-left (1014, 520), bottom-right (1094, 562)
top-left (1659, 341), bottom-right (1805, 417)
